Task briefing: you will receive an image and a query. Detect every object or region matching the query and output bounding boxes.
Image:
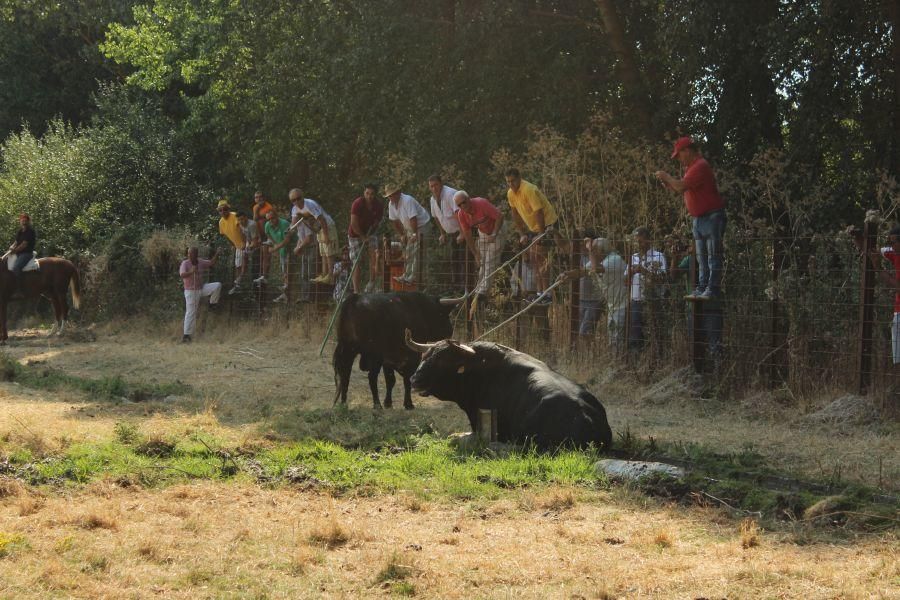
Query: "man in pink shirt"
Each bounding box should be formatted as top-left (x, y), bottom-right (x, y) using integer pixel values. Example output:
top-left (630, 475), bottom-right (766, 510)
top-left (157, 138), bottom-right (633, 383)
top-left (179, 246), bottom-right (221, 343)
top-left (655, 136), bottom-right (726, 300)
top-left (454, 191), bottom-right (504, 296)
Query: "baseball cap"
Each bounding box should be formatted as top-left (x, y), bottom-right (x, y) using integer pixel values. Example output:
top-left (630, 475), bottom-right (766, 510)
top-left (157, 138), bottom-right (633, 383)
top-left (671, 136), bottom-right (694, 158)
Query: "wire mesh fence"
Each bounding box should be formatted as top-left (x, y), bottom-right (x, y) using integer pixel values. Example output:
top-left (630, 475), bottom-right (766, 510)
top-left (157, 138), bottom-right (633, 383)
top-left (195, 219), bottom-right (898, 404)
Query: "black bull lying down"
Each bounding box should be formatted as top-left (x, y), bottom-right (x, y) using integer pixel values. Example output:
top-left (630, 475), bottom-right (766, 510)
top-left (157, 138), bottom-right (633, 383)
top-left (405, 331), bottom-right (613, 450)
top-left (332, 292), bottom-right (457, 409)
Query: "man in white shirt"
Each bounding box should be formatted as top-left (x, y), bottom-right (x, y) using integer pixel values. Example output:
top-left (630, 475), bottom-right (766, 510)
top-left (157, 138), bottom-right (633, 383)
top-left (627, 226), bottom-right (667, 352)
top-left (386, 184), bottom-right (431, 285)
top-left (428, 174), bottom-right (464, 289)
top-left (288, 188), bottom-right (339, 285)
top-left (291, 214), bottom-right (316, 303)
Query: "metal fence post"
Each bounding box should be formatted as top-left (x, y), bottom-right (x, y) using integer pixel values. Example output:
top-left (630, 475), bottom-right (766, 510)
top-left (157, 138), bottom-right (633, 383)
top-left (857, 220), bottom-right (877, 395)
top-left (381, 238), bottom-right (391, 293)
top-left (569, 238), bottom-right (581, 350)
top-left (767, 237), bottom-right (787, 387)
top-left (689, 254), bottom-right (706, 371)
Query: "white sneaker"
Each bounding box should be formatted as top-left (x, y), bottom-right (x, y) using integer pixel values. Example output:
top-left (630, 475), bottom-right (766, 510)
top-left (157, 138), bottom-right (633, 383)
top-left (228, 284), bottom-right (241, 295)
top-left (253, 275), bottom-right (267, 284)
top-left (273, 293), bottom-right (287, 303)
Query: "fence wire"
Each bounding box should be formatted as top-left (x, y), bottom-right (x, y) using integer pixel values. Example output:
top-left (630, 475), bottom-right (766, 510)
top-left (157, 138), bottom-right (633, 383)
top-left (192, 226), bottom-right (898, 399)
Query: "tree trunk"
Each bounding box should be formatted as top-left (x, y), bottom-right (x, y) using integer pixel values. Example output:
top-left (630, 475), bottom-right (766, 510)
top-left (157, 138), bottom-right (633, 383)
top-left (595, 0), bottom-right (654, 138)
top-left (886, 0), bottom-right (900, 175)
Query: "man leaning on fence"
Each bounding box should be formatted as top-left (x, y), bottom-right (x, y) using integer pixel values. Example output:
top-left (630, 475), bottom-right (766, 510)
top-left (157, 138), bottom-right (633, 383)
top-left (454, 191), bottom-right (503, 298)
top-left (289, 189), bottom-right (339, 285)
top-left (349, 183), bottom-right (384, 293)
top-left (179, 246), bottom-right (221, 343)
top-left (264, 208), bottom-right (293, 303)
top-left (655, 136), bottom-right (725, 300)
top-left (505, 168), bottom-right (559, 305)
top-left (428, 174), bottom-right (464, 289)
top-left (216, 199), bottom-right (245, 292)
top-left (386, 184), bottom-right (431, 286)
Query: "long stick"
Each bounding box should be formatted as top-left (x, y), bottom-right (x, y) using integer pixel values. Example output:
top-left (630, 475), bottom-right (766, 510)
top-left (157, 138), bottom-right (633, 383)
top-left (317, 239), bottom-right (368, 357)
top-left (456, 230), bottom-right (548, 303)
top-left (474, 277), bottom-right (566, 342)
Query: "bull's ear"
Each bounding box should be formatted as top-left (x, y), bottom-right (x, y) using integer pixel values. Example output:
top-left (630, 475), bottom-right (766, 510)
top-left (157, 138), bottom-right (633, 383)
top-left (448, 340), bottom-right (476, 356)
top-left (456, 365), bottom-right (465, 374)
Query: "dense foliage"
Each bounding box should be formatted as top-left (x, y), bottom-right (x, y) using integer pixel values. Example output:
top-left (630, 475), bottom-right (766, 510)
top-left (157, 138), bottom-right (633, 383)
top-left (0, 0), bottom-right (895, 312)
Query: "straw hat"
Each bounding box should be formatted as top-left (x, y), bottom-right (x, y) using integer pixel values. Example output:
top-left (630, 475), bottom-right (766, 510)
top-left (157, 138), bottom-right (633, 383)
top-left (383, 184), bottom-right (401, 198)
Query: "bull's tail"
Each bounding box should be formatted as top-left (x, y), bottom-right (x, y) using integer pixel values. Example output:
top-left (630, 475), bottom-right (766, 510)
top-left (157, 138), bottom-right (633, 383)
top-left (69, 265), bottom-right (82, 310)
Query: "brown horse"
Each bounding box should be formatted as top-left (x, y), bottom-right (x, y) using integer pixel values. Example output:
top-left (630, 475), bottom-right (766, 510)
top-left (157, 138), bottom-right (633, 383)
top-left (0, 257), bottom-right (81, 344)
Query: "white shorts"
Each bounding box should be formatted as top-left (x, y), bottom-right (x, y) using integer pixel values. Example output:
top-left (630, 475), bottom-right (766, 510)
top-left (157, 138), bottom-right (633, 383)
top-left (234, 248), bottom-right (245, 268)
top-left (892, 313), bottom-right (900, 364)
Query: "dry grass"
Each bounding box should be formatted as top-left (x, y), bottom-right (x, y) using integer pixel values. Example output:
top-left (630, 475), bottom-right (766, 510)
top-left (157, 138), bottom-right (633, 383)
top-left (0, 482), bottom-right (894, 598)
top-left (740, 518), bottom-right (761, 549)
top-left (0, 320), bottom-right (895, 597)
top-left (73, 513), bottom-right (118, 531)
top-left (0, 476), bottom-right (24, 499)
top-left (307, 517), bottom-right (351, 549)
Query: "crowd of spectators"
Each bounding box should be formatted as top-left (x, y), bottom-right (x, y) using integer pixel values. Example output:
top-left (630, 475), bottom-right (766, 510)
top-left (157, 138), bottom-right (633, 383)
top-left (180, 138), bottom-right (729, 356)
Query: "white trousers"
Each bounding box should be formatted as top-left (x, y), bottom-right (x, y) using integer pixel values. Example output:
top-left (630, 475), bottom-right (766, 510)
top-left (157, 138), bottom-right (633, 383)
top-left (183, 282), bottom-right (222, 335)
top-left (474, 234), bottom-right (500, 295)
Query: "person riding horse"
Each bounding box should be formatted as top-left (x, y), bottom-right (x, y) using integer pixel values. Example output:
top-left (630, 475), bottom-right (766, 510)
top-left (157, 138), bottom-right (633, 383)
top-left (7, 213), bottom-right (36, 279)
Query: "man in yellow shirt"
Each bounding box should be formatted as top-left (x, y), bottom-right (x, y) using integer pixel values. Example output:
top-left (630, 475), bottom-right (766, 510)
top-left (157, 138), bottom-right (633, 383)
top-left (217, 198), bottom-right (246, 291)
top-left (506, 168), bottom-right (558, 304)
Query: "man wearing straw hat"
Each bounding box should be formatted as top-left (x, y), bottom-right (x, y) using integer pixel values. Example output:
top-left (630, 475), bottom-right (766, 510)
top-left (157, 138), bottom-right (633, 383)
top-left (216, 198), bottom-right (246, 292)
top-left (386, 184), bottom-right (431, 285)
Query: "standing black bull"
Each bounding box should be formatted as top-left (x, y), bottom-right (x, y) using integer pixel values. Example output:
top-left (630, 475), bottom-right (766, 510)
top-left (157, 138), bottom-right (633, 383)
top-left (333, 292), bottom-right (456, 409)
top-left (405, 331), bottom-right (613, 450)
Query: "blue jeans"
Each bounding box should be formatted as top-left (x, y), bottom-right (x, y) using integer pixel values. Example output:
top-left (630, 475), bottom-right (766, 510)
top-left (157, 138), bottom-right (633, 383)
top-left (578, 300), bottom-right (600, 335)
top-left (11, 253), bottom-right (30, 276)
top-left (693, 210), bottom-right (726, 293)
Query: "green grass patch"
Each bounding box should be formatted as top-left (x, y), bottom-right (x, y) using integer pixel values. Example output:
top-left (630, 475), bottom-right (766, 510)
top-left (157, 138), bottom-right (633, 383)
top-left (1, 427), bottom-right (601, 500)
top-left (0, 352), bottom-right (190, 401)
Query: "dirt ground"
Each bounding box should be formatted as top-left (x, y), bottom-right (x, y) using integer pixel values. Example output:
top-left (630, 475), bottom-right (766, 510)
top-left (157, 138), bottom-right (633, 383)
top-left (0, 318), bottom-right (897, 598)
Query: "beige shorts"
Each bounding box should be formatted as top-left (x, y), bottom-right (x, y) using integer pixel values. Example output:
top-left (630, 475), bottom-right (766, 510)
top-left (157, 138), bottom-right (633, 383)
top-left (318, 221), bottom-right (340, 257)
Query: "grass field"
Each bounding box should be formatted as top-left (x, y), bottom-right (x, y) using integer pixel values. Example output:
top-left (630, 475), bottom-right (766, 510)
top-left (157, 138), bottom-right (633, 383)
top-left (0, 316), bottom-right (896, 598)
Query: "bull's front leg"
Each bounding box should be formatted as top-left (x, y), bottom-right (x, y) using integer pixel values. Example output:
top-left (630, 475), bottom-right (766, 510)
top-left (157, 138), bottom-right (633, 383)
top-left (367, 366), bottom-right (383, 409)
top-left (401, 372), bottom-right (415, 410)
top-left (382, 367), bottom-right (396, 409)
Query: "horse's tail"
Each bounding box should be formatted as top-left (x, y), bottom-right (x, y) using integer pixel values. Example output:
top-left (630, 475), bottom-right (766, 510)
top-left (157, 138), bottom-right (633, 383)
top-left (69, 264), bottom-right (82, 310)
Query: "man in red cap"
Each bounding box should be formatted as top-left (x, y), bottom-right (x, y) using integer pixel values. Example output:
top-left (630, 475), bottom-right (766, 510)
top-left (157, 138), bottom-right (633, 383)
top-left (7, 213), bottom-right (36, 278)
top-left (655, 137), bottom-right (725, 300)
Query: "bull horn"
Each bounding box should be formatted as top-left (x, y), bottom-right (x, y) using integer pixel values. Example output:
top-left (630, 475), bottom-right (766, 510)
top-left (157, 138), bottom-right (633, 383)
top-left (405, 328), bottom-right (438, 354)
top-left (448, 340), bottom-right (477, 355)
top-left (439, 295), bottom-right (466, 306)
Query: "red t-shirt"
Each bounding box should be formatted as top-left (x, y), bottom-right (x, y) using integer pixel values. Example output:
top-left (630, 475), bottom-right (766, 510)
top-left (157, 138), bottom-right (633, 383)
top-left (682, 157), bottom-right (724, 217)
top-left (348, 196), bottom-right (384, 238)
top-left (882, 248), bottom-right (900, 313)
top-left (456, 197), bottom-right (501, 236)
